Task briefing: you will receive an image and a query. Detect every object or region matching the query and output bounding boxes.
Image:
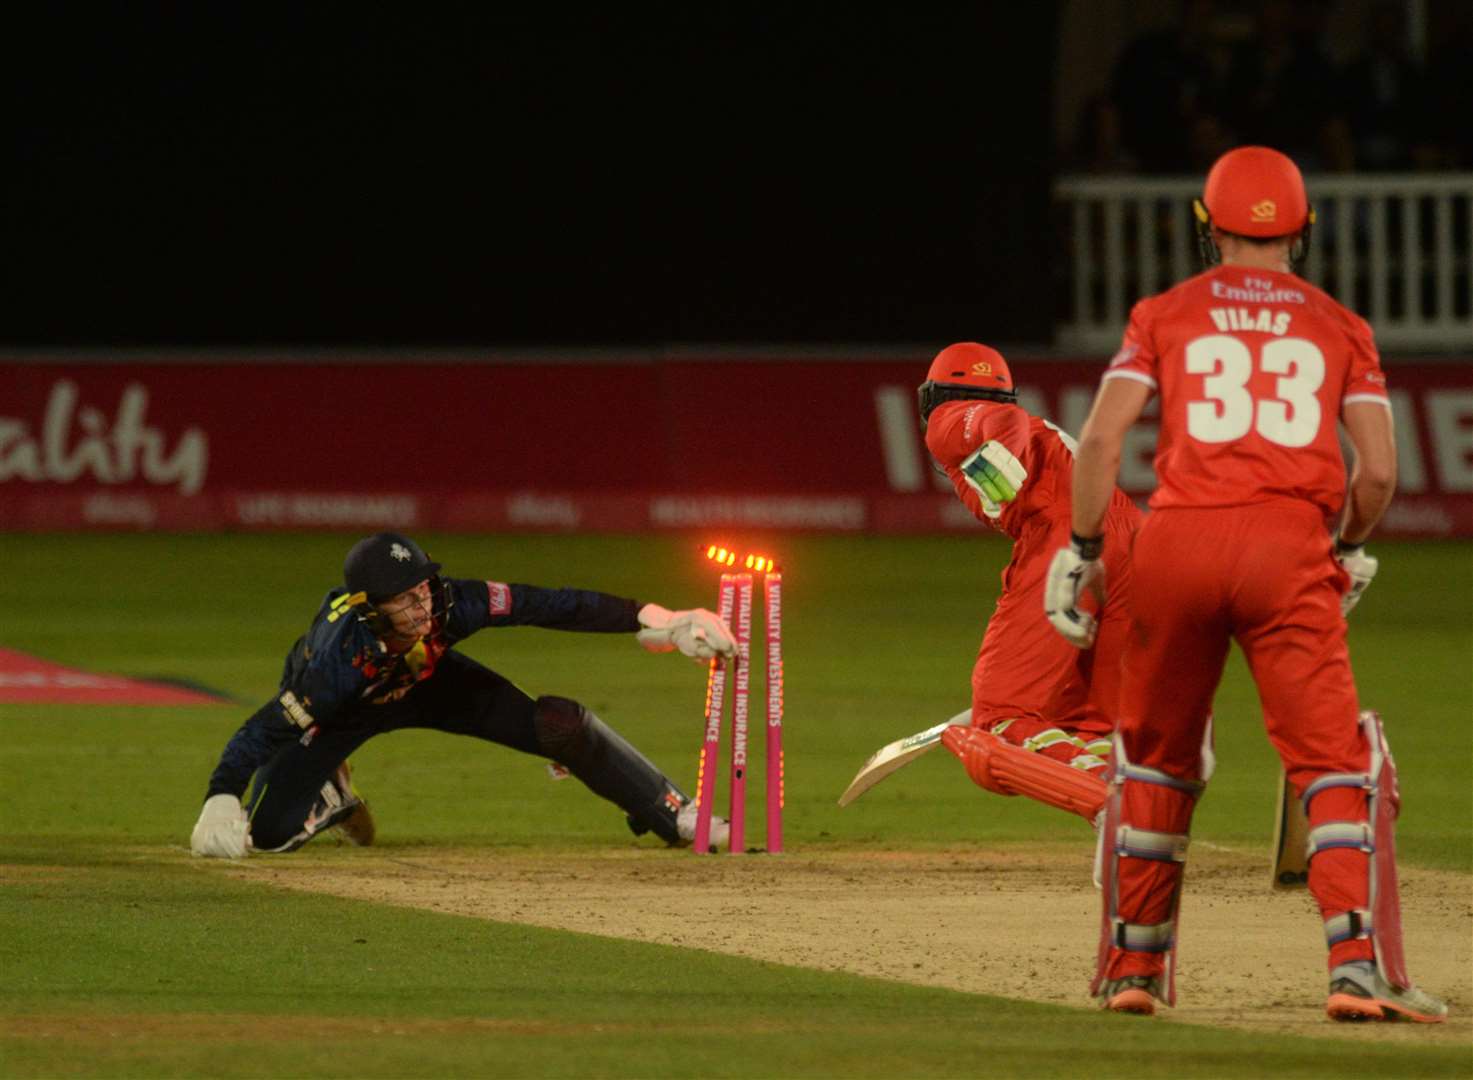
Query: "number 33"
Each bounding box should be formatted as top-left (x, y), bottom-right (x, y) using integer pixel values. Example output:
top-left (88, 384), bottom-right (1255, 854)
top-left (1185, 334), bottom-right (1325, 448)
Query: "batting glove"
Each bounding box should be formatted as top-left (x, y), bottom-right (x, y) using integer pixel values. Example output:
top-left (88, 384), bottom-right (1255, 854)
top-left (958, 441), bottom-right (1028, 519)
top-left (1044, 534), bottom-right (1106, 649)
top-left (1335, 539), bottom-right (1378, 616)
top-left (637, 604), bottom-right (737, 662)
top-left (190, 793), bottom-right (251, 859)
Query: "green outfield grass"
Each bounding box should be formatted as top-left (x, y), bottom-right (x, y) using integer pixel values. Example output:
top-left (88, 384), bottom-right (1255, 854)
top-left (2, 854), bottom-right (1467, 1080)
top-left (2, 532), bottom-right (1470, 1077)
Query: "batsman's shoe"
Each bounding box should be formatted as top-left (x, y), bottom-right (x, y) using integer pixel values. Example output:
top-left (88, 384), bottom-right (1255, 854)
top-left (1326, 961), bottom-right (1447, 1023)
top-left (1097, 975), bottom-right (1162, 1016)
top-left (331, 761), bottom-right (376, 847)
top-left (675, 800), bottom-right (731, 852)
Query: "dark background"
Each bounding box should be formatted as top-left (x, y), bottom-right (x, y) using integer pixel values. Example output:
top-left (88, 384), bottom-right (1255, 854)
top-left (5, 7), bottom-right (1060, 348)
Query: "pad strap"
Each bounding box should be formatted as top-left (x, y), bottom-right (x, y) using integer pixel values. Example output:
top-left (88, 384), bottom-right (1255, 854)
top-left (1302, 772), bottom-right (1372, 811)
top-left (1116, 825), bottom-right (1189, 863)
top-left (1112, 918), bottom-right (1174, 953)
top-left (1307, 821), bottom-right (1374, 859)
top-left (1325, 908), bottom-right (1374, 946)
top-left (1019, 726), bottom-right (1085, 754)
top-left (1116, 761), bottom-right (1206, 795)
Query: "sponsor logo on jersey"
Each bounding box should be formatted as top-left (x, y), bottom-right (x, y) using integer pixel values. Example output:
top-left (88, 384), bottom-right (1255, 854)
top-left (279, 690), bottom-right (315, 729)
top-left (487, 581), bottom-right (513, 615)
top-left (1210, 279), bottom-right (1306, 304)
top-left (963, 403), bottom-right (984, 442)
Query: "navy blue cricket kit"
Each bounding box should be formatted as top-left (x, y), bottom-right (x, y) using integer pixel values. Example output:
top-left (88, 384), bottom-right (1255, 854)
top-left (202, 575), bottom-right (686, 850)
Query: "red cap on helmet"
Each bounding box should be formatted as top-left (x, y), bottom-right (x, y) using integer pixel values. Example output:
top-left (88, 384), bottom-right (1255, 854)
top-left (924, 342), bottom-right (1014, 393)
top-left (1201, 146), bottom-right (1309, 238)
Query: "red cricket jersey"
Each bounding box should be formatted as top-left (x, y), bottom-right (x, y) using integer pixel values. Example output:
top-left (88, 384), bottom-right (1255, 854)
top-left (926, 399), bottom-right (1137, 539)
top-left (1103, 265), bottom-right (1388, 518)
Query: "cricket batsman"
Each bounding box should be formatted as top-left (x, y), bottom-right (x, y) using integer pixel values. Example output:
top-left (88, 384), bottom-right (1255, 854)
top-left (1047, 145), bottom-right (1447, 1021)
top-left (190, 532), bottom-right (735, 857)
top-left (918, 343), bottom-right (1142, 822)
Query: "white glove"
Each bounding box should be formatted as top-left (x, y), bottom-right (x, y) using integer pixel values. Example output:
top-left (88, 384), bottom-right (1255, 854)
top-left (958, 440), bottom-right (1028, 519)
top-left (1335, 541), bottom-right (1378, 616)
top-left (190, 793), bottom-right (251, 859)
top-left (1044, 538), bottom-right (1105, 649)
top-left (637, 603), bottom-right (737, 661)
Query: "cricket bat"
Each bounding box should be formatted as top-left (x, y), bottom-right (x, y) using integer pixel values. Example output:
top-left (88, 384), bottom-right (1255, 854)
top-left (837, 710), bottom-right (970, 807)
top-left (1270, 767), bottom-right (1311, 888)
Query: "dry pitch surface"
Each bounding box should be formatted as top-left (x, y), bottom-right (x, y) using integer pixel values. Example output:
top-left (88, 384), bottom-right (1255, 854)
top-left (228, 843), bottom-right (1471, 1045)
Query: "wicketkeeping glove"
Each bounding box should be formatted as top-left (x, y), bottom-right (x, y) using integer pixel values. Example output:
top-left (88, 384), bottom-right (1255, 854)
top-left (636, 603), bottom-right (738, 662)
top-left (958, 440), bottom-right (1028, 519)
top-left (190, 793), bottom-right (251, 859)
top-left (1335, 539), bottom-right (1378, 616)
top-left (1044, 534), bottom-right (1106, 649)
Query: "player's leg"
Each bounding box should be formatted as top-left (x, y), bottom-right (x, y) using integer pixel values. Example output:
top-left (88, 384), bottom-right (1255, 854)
top-left (969, 528), bottom-right (1110, 773)
top-left (1234, 510), bottom-right (1445, 1021)
top-left (942, 724), bottom-right (1109, 820)
top-left (1076, 510), bottom-right (1139, 756)
top-left (948, 549), bottom-right (1109, 814)
top-left (246, 722), bottom-right (380, 852)
top-left (1094, 509), bottom-right (1227, 1012)
top-left (404, 651), bottom-right (699, 846)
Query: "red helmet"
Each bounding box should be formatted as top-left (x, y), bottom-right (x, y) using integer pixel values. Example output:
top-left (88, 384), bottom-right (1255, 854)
top-left (1200, 145), bottom-right (1309, 236)
top-left (917, 342), bottom-right (1017, 427)
top-left (1193, 145), bottom-right (1314, 268)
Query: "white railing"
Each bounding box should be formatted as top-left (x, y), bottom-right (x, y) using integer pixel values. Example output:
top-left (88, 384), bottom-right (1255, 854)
top-left (1054, 173), bottom-right (1473, 353)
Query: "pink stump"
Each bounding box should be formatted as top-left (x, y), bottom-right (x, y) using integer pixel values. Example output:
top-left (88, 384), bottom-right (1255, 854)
top-left (694, 573), bottom-right (737, 854)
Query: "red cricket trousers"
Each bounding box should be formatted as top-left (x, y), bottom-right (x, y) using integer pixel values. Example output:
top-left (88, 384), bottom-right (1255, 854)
top-left (972, 510), bottom-right (1135, 761)
top-left (1105, 501), bottom-right (1375, 978)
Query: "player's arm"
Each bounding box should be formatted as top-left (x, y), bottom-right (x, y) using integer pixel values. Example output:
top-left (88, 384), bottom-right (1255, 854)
top-left (449, 577), bottom-right (641, 633)
top-left (203, 711), bottom-right (301, 802)
top-left (1339, 401), bottom-right (1396, 545)
top-left (450, 577), bottom-right (734, 660)
top-left (192, 619), bottom-right (367, 858)
top-left (192, 705), bottom-right (301, 858)
top-left (1044, 376), bottom-right (1151, 648)
top-left (1071, 377), bottom-right (1152, 540)
top-left (926, 403), bottom-right (1031, 518)
top-left (1334, 400), bottom-right (1397, 614)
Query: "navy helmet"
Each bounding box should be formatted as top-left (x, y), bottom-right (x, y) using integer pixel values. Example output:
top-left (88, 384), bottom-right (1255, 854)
top-left (343, 532), bottom-right (441, 602)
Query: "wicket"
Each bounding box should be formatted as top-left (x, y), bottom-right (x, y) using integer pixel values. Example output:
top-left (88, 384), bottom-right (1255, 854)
top-left (692, 544), bottom-right (784, 854)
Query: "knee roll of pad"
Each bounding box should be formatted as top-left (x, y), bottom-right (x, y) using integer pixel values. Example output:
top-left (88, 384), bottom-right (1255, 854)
top-left (532, 695), bottom-right (588, 758)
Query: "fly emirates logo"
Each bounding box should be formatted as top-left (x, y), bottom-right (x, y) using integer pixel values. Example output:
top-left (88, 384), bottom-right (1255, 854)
top-left (0, 380), bottom-right (209, 494)
top-left (1208, 275), bottom-right (1300, 335)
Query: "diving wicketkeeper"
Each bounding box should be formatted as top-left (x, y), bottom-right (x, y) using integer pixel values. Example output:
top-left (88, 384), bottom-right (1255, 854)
top-left (190, 532), bottom-right (735, 857)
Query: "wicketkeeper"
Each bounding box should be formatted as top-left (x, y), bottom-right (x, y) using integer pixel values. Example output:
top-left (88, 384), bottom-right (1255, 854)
top-left (190, 532), bottom-right (735, 858)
